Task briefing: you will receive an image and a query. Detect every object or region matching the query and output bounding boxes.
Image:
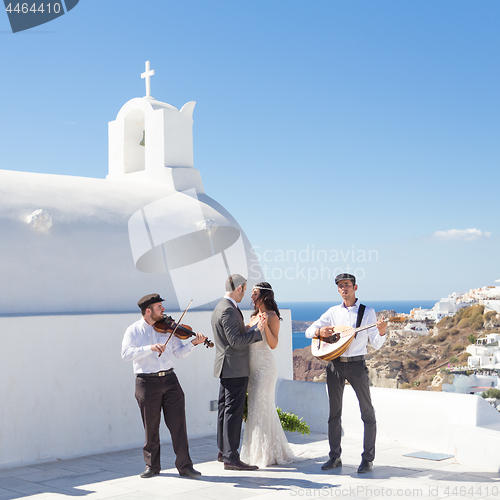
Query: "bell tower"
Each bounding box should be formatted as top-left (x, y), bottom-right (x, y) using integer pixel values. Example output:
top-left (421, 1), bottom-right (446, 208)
top-left (107, 61), bottom-right (204, 193)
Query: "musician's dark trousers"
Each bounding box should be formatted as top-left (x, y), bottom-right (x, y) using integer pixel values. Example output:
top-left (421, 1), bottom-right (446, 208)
top-left (135, 372), bottom-right (193, 473)
top-left (217, 376), bottom-right (248, 463)
top-left (326, 359), bottom-right (376, 462)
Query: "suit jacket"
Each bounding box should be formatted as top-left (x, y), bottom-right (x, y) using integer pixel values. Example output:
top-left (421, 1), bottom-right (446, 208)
top-left (212, 298), bottom-right (263, 378)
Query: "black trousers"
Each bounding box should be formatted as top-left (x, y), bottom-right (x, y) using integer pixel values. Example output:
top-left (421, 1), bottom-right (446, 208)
top-left (326, 359), bottom-right (376, 462)
top-left (135, 372), bottom-right (192, 473)
top-left (217, 376), bottom-right (248, 463)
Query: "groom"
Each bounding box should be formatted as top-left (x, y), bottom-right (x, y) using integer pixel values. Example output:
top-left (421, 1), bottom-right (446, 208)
top-left (212, 274), bottom-right (265, 470)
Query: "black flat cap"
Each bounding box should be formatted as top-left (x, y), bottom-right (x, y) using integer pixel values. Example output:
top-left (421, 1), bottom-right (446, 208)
top-left (335, 273), bottom-right (356, 285)
top-left (137, 293), bottom-right (165, 309)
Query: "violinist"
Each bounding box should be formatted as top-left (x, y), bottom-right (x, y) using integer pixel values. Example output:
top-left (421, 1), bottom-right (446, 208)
top-left (121, 293), bottom-right (207, 479)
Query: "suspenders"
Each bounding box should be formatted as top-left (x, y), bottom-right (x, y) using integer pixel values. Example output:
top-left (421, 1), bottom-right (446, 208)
top-left (356, 304), bottom-right (366, 330)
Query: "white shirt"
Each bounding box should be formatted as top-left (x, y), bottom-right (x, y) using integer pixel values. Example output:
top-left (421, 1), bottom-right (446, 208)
top-left (121, 317), bottom-right (194, 374)
top-left (305, 300), bottom-right (385, 357)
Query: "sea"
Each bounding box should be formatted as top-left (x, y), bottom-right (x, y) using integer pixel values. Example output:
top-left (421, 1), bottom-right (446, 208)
top-left (281, 300), bottom-right (437, 350)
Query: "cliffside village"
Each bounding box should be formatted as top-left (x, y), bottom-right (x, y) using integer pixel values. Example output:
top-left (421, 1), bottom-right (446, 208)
top-left (382, 284), bottom-right (500, 406)
top-left (294, 283), bottom-right (500, 409)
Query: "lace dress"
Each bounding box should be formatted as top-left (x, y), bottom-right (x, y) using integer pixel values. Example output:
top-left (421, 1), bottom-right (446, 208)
top-left (240, 327), bottom-right (296, 467)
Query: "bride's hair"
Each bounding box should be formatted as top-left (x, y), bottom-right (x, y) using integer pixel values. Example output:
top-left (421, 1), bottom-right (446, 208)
top-left (251, 282), bottom-right (282, 320)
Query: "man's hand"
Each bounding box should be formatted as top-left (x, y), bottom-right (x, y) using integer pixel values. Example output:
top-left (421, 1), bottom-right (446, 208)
top-left (377, 319), bottom-right (387, 336)
top-left (151, 343), bottom-right (166, 353)
top-left (316, 326), bottom-right (336, 338)
top-left (191, 333), bottom-right (208, 346)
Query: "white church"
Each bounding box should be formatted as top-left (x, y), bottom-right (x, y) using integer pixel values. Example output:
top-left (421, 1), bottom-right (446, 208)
top-left (2, 62), bottom-right (500, 474)
top-left (0, 62), bottom-right (293, 469)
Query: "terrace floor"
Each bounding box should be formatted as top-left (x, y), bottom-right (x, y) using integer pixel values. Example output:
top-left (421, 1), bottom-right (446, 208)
top-left (1, 432), bottom-right (499, 500)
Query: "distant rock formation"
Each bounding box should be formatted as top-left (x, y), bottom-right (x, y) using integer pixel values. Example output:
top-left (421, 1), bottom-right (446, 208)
top-left (293, 344), bottom-right (411, 388)
top-left (365, 358), bottom-right (409, 388)
top-left (292, 320), bottom-right (313, 333)
top-left (293, 345), bottom-right (327, 382)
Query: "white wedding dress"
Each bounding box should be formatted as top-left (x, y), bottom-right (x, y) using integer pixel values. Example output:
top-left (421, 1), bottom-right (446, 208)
top-left (240, 327), bottom-right (296, 468)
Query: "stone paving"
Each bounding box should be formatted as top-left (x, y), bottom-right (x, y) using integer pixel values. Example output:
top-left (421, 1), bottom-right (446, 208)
top-left (1, 432), bottom-right (499, 500)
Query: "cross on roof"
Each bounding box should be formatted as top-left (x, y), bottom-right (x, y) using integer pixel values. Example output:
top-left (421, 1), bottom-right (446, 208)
top-left (141, 61), bottom-right (155, 98)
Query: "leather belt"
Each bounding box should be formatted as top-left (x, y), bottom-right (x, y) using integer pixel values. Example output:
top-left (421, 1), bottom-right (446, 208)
top-left (339, 355), bottom-right (365, 363)
top-left (137, 369), bottom-right (174, 378)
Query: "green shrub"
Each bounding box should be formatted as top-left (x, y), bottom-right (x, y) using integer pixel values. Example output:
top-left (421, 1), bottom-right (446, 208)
top-left (449, 356), bottom-right (459, 364)
top-left (468, 334), bottom-right (476, 345)
top-left (243, 394), bottom-right (310, 434)
top-left (481, 388), bottom-right (500, 399)
top-left (277, 408), bottom-right (310, 435)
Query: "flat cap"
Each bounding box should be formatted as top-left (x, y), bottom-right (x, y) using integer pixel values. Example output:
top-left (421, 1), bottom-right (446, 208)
top-left (137, 293), bottom-right (165, 309)
top-left (335, 273), bottom-right (356, 285)
top-left (225, 274), bottom-right (247, 291)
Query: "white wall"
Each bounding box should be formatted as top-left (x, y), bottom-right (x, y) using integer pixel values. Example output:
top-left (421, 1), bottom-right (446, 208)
top-left (0, 309), bottom-right (292, 470)
top-left (277, 379), bottom-right (500, 472)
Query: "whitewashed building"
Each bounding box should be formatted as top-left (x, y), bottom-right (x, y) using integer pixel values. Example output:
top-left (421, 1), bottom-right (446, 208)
top-left (412, 294), bottom-right (473, 322)
top-left (0, 63), bottom-right (294, 470)
top-left (442, 372), bottom-right (499, 395)
top-left (467, 333), bottom-right (500, 369)
top-left (403, 322), bottom-right (429, 336)
top-left (389, 321), bottom-right (429, 340)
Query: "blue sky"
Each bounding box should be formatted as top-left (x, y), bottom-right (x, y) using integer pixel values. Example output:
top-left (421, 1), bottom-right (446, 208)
top-left (1, 0), bottom-right (499, 303)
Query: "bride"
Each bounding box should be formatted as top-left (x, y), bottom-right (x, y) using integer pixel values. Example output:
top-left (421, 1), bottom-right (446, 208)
top-left (240, 282), bottom-right (295, 468)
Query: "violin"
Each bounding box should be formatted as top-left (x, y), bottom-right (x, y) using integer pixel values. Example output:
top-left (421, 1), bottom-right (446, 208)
top-left (153, 315), bottom-right (214, 348)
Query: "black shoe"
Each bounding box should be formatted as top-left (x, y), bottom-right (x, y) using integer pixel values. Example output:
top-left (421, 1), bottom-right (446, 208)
top-left (224, 460), bottom-right (259, 471)
top-left (357, 459), bottom-right (373, 473)
top-left (179, 466), bottom-right (202, 478)
top-left (321, 457), bottom-right (342, 470)
top-left (140, 467), bottom-right (160, 478)
top-left (217, 452), bottom-right (223, 462)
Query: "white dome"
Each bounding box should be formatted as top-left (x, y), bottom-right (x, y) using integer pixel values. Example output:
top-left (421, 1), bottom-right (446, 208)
top-left (0, 169), bottom-right (262, 314)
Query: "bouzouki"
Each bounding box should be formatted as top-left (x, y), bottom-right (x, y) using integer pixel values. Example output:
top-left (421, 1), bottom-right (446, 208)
top-left (311, 321), bottom-right (379, 361)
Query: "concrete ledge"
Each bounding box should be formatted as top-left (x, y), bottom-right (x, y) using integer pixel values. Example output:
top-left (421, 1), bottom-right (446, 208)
top-left (277, 379), bottom-right (500, 472)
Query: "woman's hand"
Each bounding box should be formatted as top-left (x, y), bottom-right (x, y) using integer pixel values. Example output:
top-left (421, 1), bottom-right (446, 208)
top-left (257, 312), bottom-right (268, 332)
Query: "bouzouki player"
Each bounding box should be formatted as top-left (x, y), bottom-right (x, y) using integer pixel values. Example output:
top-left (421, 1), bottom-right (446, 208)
top-left (305, 273), bottom-right (387, 474)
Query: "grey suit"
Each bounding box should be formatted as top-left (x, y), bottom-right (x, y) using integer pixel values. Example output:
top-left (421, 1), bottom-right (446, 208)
top-left (212, 298), bottom-right (262, 462)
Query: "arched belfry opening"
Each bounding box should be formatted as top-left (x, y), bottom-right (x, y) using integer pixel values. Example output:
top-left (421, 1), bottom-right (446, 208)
top-left (123, 108), bottom-right (145, 174)
top-left (107, 61), bottom-right (202, 191)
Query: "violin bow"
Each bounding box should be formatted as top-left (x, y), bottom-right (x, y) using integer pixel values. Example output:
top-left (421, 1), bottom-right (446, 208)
top-left (158, 299), bottom-right (193, 357)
